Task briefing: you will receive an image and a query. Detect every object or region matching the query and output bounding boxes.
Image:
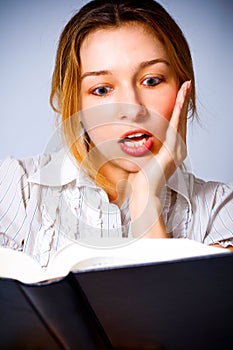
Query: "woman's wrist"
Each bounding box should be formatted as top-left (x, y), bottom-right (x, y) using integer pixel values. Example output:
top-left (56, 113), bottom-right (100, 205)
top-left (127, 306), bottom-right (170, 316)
top-left (130, 195), bottom-right (170, 238)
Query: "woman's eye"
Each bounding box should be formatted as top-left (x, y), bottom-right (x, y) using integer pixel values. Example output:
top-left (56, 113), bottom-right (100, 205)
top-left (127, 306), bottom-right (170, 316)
top-left (142, 77), bottom-right (162, 87)
top-left (91, 86), bottom-right (112, 96)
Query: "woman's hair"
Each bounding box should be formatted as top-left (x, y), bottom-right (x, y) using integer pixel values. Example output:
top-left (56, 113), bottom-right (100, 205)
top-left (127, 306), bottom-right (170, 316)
top-left (50, 0), bottom-right (196, 191)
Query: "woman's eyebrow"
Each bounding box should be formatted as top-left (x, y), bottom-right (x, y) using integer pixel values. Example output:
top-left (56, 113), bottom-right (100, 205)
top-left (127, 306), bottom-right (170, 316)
top-left (81, 58), bottom-right (170, 80)
top-left (139, 58), bottom-right (170, 69)
top-left (81, 70), bottom-right (112, 80)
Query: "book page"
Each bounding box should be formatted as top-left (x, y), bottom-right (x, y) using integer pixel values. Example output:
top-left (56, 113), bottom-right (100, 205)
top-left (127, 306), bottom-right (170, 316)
top-left (0, 248), bottom-right (46, 283)
top-left (51, 238), bottom-right (229, 274)
top-left (0, 238), bottom-right (229, 284)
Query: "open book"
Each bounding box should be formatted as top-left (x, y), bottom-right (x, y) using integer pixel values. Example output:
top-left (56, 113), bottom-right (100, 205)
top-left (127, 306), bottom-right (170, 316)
top-left (0, 238), bottom-right (229, 284)
top-left (1, 238), bottom-right (232, 350)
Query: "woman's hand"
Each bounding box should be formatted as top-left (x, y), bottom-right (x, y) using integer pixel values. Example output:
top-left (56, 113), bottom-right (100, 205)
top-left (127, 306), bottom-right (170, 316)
top-left (128, 80), bottom-right (191, 238)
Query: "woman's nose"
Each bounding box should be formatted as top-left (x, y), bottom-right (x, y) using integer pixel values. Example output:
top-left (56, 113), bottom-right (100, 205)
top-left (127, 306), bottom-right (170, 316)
top-left (116, 87), bottom-right (148, 122)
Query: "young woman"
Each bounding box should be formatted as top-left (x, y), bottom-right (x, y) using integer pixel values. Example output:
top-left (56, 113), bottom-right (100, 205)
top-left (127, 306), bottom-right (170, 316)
top-left (0, 0), bottom-right (232, 266)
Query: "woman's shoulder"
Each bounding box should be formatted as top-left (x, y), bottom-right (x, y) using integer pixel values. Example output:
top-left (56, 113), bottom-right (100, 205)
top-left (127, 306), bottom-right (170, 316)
top-left (183, 171), bottom-right (233, 244)
top-left (0, 154), bottom-right (52, 250)
top-left (0, 154), bottom-right (50, 180)
top-left (0, 149), bottom-right (82, 189)
top-left (0, 154), bottom-right (52, 215)
top-left (191, 174), bottom-right (233, 203)
top-left (190, 174), bottom-right (233, 234)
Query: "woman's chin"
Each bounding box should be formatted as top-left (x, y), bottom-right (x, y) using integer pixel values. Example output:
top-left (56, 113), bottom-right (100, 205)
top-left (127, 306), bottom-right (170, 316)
top-left (110, 157), bottom-right (151, 173)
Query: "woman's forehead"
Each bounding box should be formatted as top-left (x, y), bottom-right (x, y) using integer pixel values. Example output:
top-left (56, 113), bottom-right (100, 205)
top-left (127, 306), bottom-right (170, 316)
top-left (80, 22), bottom-right (167, 70)
top-left (81, 21), bottom-right (161, 46)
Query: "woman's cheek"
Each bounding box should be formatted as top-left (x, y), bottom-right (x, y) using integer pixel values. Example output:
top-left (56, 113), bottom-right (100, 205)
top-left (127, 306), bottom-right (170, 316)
top-left (147, 87), bottom-right (178, 120)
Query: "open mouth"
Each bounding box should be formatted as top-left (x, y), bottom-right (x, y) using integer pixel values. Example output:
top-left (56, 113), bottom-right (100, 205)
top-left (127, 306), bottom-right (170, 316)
top-left (119, 130), bottom-right (153, 157)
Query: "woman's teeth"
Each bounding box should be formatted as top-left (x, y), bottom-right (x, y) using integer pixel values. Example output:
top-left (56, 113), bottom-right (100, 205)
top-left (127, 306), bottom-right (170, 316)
top-left (121, 133), bottom-right (149, 148)
top-left (126, 133), bottom-right (145, 139)
top-left (123, 138), bottom-right (147, 147)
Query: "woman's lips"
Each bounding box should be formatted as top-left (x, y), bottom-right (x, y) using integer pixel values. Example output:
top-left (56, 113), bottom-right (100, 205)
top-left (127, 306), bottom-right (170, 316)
top-left (119, 129), bottom-right (153, 157)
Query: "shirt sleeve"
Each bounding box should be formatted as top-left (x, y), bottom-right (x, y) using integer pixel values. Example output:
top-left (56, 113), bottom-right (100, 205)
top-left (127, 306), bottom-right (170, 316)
top-left (205, 182), bottom-right (233, 246)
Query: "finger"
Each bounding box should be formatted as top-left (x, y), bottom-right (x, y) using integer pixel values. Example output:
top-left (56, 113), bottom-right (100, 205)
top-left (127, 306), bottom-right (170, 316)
top-left (179, 81), bottom-right (192, 144)
top-left (170, 80), bottom-right (191, 132)
top-left (155, 82), bottom-right (191, 175)
top-left (167, 81), bottom-right (191, 149)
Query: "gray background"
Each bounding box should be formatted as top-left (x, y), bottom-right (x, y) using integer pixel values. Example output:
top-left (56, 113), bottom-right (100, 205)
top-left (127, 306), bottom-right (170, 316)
top-left (0, 0), bottom-right (232, 182)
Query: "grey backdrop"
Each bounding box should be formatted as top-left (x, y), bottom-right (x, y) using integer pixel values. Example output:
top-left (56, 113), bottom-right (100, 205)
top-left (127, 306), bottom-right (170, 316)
top-left (0, 0), bottom-right (232, 182)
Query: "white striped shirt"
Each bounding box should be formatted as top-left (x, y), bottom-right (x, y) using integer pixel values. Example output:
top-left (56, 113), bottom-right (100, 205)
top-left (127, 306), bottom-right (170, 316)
top-left (0, 149), bottom-right (233, 267)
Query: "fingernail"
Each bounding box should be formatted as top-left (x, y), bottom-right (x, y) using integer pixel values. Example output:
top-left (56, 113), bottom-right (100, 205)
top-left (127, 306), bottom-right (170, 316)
top-left (187, 80), bottom-right (192, 92)
top-left (183, 80), bottom-right (191, 97)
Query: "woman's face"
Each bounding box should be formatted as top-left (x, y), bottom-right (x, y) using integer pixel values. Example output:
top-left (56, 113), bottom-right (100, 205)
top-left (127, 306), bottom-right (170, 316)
top-left (79, 22), bottom-right (179, 173)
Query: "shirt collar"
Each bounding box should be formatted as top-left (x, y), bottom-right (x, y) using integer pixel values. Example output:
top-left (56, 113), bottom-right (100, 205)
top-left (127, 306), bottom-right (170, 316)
top-left (28, 149), bottom-right (192, 203)
top-left (28, 148), bottom-right (95, 188)
top-left (167, 163), bottom-right (192, 204)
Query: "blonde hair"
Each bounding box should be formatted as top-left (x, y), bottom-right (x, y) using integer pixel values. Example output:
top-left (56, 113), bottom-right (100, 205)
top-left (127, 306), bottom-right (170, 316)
top-left (50, 0), bottom-right (196, 192)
